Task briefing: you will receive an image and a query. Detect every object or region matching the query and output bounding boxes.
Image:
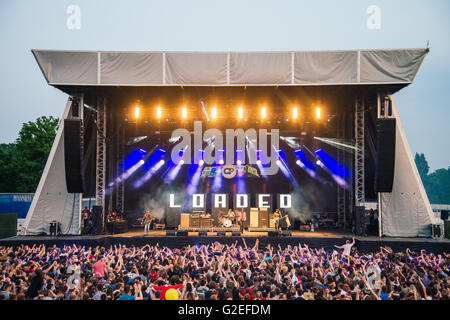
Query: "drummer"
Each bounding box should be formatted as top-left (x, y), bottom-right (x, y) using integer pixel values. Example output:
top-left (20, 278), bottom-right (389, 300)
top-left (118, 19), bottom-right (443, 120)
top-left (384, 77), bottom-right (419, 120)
top-left (227, 208), bottom-right (236, 225)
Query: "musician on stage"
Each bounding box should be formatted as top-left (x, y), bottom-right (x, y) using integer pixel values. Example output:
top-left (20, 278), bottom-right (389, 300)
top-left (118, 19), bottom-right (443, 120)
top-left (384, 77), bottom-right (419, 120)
top-left (227, 209), bottom-right (236, 225)
top-left (142, 210), bottom-right (152, 235)
top-left (273, 209), bottom-right (281, 231)
top-left (236, 208), bottom-right (247, 232)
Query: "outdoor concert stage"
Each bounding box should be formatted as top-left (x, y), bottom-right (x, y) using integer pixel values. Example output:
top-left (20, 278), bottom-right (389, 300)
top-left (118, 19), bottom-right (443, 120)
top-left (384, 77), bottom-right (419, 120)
top-left (2, 230), bottom-right (449, 254)
top-left (21, 48), bottom-right (438, 242)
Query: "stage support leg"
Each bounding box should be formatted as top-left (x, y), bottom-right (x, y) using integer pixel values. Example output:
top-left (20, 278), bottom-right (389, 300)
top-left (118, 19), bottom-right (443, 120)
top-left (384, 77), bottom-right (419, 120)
top-left (23, 98), bottom-right (82, 235)
top-left (378, 95), bottom-right (435, 237)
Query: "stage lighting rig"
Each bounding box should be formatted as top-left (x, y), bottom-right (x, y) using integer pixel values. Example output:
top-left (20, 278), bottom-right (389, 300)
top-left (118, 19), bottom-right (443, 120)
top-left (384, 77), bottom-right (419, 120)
top-left (156, 106), bottom-right (162, 119)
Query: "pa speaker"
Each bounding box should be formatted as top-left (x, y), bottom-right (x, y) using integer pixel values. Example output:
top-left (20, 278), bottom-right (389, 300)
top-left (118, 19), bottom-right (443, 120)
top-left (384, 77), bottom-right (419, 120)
top-left (374, 118), bottom-right (396, 193)
top-left (198, 230), bottom-right (207, 236)
top-left (231, 230), bottom-right (241, 236)
top-left (268, 230), bottom-right (280, 237)
top-left (217, 230), bottom-right (226, 236)
top-left (445, 221), bottom-right (450, 239)
top-left (91, 206), bottom-right (103, 235)
top-left (354, 206), bottom-right (365, 235)
top-left (441, 210), bottom-right (449, 221)
top-left (166, 229), bottom-right (176, 236)
top-left (0, 213), bottom-right (17, 239)
top-left (64, 119), bottom-right (84, 193)
top-left (177, 230), bottom-right (188, 236)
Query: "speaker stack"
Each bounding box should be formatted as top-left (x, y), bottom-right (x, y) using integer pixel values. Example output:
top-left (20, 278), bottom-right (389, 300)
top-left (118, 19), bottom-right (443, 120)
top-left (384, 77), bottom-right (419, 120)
top-left (64, 119), bottom-right (84, 193)
top-left (91, 206), bottom-right (103, 235)
top-left (374, 118), bottom-right (396, 193)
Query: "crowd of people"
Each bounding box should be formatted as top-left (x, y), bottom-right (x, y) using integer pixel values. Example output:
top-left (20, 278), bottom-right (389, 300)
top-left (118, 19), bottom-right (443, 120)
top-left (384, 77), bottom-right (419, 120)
top-left (0, 239), bottom-right (448, 300)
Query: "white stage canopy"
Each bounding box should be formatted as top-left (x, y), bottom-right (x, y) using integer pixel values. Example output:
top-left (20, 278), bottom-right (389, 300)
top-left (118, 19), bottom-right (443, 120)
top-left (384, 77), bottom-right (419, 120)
top-left (32, 48), bottom-right (428, 87)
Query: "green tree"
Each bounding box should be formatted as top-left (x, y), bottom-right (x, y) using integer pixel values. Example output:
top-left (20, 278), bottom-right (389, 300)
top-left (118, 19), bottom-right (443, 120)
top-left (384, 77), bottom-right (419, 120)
top-left (426, 168), bottom-right (450, 204)
top-left (415, 153), bottom-right (429, 182)
top-left (0, 143), bottom-right (19, 192)
top-left (414, 153), bottom-right (450, 204)
top-left (0, 116), bottom-right (59, 193)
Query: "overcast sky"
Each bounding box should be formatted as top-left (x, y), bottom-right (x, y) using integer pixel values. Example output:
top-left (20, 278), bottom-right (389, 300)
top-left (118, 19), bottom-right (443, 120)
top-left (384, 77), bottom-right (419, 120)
top-left (1, 0), bottom-right (449, 171)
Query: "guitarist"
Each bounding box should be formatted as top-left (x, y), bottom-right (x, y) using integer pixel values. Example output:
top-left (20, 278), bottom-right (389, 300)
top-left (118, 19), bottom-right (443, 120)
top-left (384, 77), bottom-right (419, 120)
top-left (273, 209), bottom-right (281, 231)
top-left (142, 210), bottom-right (152, 235)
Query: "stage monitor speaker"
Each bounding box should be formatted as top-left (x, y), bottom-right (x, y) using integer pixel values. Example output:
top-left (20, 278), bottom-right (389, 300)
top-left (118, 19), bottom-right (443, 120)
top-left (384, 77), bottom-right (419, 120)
top-left (217, 230), bottom-right (226, 236)
top-left (232, 230), bottom-right (241, 236)
top-left (268, 230), bottom-right (280, 237)
top-left (64, 119), bottom-right (84, 193)
top-left (165, 207), bottom-right (180, 229)
top-left (166, 229), bottom-right (176, 236)
top-left (198, 230), bottom-right (207, 236)
top-left (281, 230), bottom-right (292, 237)
top-left (441, 210), bottom-right (449, 221)
top-left (91, 206), bottom-right (103, 235)
top-left (374, 118), bottom-right (396, 193)
top-left (177, 230), bottom-right (188, 236)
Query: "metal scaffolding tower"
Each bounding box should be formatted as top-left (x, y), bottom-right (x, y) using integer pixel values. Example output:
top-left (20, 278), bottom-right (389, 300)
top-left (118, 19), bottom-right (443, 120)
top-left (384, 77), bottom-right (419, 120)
top-left (354, 97), bottom-right (365, 206)
top-left (116, 125), bottom-right (125, 214)
top-left (95, 97), bottom-right (106, 231)
top-left (337, 114), bottom-right (346, 227)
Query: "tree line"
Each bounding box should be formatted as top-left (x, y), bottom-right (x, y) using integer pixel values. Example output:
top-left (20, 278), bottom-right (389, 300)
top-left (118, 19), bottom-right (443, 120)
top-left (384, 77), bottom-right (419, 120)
top-left (0, 116), bottom-right (59, 193)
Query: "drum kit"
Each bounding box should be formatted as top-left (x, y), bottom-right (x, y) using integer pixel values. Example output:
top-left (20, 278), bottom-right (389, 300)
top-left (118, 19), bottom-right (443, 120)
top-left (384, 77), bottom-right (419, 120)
top-left (218, 211), bottom-right (235, 228)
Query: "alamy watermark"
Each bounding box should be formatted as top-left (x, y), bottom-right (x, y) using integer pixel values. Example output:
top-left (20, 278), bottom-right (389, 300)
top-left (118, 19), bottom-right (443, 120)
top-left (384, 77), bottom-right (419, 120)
top-left (171, 121), bottom-right (280, 176)
top-left (66, 5), bottom-right (81, 30)
top-left (367, 5), bottom-right (381, 30)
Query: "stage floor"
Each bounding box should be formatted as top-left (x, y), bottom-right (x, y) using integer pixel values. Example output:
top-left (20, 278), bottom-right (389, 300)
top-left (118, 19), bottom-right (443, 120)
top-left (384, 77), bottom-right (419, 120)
top-left (1, 229), bottom-right (449, 253)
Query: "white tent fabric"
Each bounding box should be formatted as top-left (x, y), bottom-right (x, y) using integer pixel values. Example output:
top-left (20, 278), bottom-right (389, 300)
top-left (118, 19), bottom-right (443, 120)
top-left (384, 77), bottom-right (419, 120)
top-left (380, 96), bottom-right (434, 237)
top-left (23, 99), bottom-right (82, 235)
top-left (294, 51), bottom-right (357, 84)
top-left (32, 48), bottom-right (428, 86)
top-left (33, 50), bottom-right (98, 85)
top-left (166, 52), bottom-right (227, 84)
top-left (230, 52), bottom-right (292, 84)
top-left (100, 52), bottom-right (163, 85)
top-left (360, 49), bottom-right (427, 83)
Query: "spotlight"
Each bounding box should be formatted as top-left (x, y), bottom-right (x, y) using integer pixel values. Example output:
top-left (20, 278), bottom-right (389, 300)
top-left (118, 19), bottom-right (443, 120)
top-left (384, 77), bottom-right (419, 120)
top-left (139, 159), bottom-right (145, 165)
top-left (256, 160), bottom-right (262, 165)
top-left (316, 159), bottom-right (321, 166)
top-left (211, 107), bottom-right (217, 119)
top-left (180, 159), bottom-right (185, 165)
top-left (159, 159), bottom-right (165, 164)
top-left (134, 106), bottom-right (140, 119)
top-left (276, 160), bottom-right (281, 166)
top-left (156, 106), bottom-right (162, 119)
top-left (237, 160), bottom-right (242, 165)
top-left (219, 159), bottom-right (224, 165)
top-left (296, 160), bottom-right (301, 165)
top-left (316, 107), bottom-right (321, 119)
top-left (292, 107), bottom-right (298, 119)
top-left (238, 107), bottom-right (243, 119)
top-left (182, 106), bottom-right (187, 119)
top-left (199, 160), bottom-right (204, 166)
top-left (261, 107), bottom-right (266, 119)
